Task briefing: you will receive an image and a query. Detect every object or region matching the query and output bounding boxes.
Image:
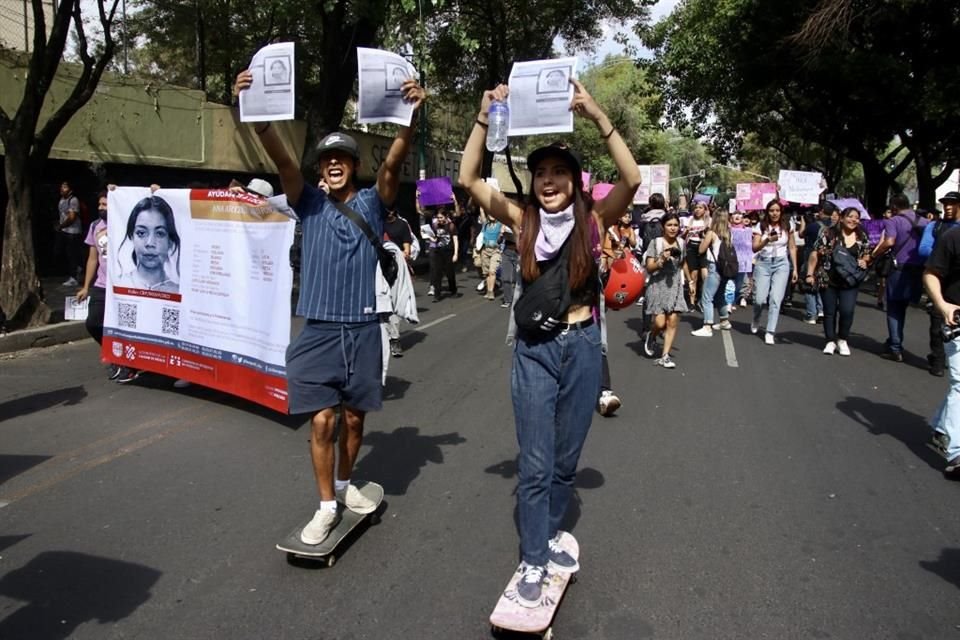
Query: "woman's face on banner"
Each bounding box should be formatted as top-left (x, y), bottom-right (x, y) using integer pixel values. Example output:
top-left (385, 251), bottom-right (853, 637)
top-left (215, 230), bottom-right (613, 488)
top-left (133, 209), bottom-right (172, 269)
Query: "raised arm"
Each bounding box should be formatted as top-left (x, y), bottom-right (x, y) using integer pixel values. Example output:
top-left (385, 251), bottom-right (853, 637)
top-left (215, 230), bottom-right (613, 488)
top-left (458, 84), bottom-right (524, 232)
top-left (377, 80), bottom-right (426, 206)
top-left (234, 70), bottom-right (304, 207)
top-left (575, 78), bottom-right (642, 227)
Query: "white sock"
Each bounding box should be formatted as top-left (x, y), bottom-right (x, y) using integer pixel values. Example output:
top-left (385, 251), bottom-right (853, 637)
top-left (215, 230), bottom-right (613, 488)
top-left (320, 500), bottom-right (338, 513)
top-left (334, 479), bottom-right (350, 493)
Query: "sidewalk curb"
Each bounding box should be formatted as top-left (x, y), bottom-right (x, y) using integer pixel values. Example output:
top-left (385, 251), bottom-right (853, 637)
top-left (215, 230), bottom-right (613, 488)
top-left (0, 321), bottom-right (91, 355)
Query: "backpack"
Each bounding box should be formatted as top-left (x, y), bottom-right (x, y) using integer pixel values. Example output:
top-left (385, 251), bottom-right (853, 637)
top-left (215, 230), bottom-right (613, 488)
top-left (513, 238), bottom-right (572, 333)
top-left (712, 240), bottom-right (739, 279)
top-left (639, 217), bottom-right (664, 253)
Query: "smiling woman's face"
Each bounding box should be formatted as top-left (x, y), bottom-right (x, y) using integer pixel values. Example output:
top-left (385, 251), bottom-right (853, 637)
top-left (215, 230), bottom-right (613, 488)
top-left (533, 157), bottom-right (574, 212)
top-left (133, 209), bottom-right (171, 269)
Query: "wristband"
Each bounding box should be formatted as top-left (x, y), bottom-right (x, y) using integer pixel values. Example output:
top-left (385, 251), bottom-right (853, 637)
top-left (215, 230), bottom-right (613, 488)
top-left (476, 118), bottom-right (489, 128)
top-left (601, 127), bottom-right (616, 139)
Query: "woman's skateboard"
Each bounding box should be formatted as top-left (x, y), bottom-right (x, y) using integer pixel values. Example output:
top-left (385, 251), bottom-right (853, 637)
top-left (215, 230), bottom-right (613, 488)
top-left (489, 531), bottom-right (579, 639)
top-left (275, 481), bottom-right (384, 567)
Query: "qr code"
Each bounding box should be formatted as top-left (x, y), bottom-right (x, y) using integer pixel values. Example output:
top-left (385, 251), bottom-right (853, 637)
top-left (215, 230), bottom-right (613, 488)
top-left (161, 307), bottom-right (180, 336)
top-left (118, 303), bottom-right (137, 328)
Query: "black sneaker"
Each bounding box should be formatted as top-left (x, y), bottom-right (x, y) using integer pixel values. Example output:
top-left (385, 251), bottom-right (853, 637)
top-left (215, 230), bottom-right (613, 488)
top-left (115, 367), bottom-right (142, 384)
top-left (390, 340), bottom-right (403, 358)
top-left (930, 364), bottom-right (945, 377)
top-left (107, 364), bottom-right (122, 380)
top-left (931, 431), bottom-right (950, 456)
top-left (515, 563), bottom-right (546, 608)
top-left (642, 331), bottom-right (657, 358)
top-left (547, 533), bottom-right (580, 573)
top-left (945, 455), bottom-right (960, 479)
top-left (881, 350), bottom-right (904, 363)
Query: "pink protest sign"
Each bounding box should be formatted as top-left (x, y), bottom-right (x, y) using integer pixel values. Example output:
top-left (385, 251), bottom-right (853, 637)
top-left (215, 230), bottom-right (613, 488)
top-left (581, 172), bottom-right (591, 188)
top-left (416, 177), bottom-right (454, 207)
top-left (591, 183), bottom-right (614, 200)
top-left (735, 183), bottom-right (778, 211)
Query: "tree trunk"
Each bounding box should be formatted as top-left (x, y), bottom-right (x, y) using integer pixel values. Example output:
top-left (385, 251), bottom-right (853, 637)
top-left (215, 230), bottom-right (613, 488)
top-left (1, 154), bottom-right (50, 328)
top-left (914, 152), bottom-right (935, 211)
top-left (861, 158), bottom-right (891, 215)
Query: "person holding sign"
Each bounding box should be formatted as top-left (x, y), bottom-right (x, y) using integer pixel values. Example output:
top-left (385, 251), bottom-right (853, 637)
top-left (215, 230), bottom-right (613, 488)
top-left (234, 69), bottom-right (425, 546)
top-left (459, 80), bottom-right (641, 608)
top-left (751, 199), bottom-right (799, 344)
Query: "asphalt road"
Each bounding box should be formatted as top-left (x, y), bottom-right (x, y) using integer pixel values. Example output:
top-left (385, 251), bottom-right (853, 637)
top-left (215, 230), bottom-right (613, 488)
top-left (2, 275), bottom-right (959, 640)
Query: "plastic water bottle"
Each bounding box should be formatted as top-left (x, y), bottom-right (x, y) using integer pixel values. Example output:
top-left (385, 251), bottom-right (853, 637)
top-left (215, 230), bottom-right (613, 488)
top-left (486, 100), bottom-right (509, 152)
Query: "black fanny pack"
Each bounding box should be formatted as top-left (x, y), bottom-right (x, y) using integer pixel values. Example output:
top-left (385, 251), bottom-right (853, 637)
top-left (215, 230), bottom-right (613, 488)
top-left (513, 239), bottom-right (572, 333)
top-left (332, 200), bottom-right (398, 286)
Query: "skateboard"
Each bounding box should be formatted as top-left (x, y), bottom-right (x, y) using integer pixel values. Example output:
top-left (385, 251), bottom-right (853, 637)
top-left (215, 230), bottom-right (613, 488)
top-left (276, 481), bottom-right (384, 567)
top-left (490, 531), bottom-right (579, 639)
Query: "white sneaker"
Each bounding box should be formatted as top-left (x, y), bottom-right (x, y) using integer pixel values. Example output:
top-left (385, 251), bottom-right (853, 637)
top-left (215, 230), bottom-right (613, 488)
top-left (823, 341), bottom-right (836, 355)
top-left (597, 390), bottom-right (621, 417)
top-left (62, 277), bottom-right (78, 286)
top-left (691, 326), bottom-right (714, 337)
top-left (717, 319), bottom-right (732, 330)
top-left (764, 332), bottom-right (775, 345)
top-left (300, 508), bottom-right (340, 545)
top-left (476, 281), bottom-right (486, 292)
top-left (427, 285), bottom-right (435, 296)
top-left (836, 339), bottom-right (851, 356)
top-left (750, 321), bottom-right (759, 334)
top-left (335, 484), bottom-right (377, 514)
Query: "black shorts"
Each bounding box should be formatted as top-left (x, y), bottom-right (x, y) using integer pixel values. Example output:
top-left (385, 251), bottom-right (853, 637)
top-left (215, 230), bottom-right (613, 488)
top-left (286, 320), bottom-right (383, 415)
top-left (686, 243), bottom-right (707, 271)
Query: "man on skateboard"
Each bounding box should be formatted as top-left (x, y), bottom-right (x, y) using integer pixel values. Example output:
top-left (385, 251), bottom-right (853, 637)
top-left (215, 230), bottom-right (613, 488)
top-left (234, 70), bottom-right (425, 545)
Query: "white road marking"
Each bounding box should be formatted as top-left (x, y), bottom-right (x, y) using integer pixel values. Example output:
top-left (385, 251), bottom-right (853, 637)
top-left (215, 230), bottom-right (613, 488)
top-left (722, 329), bottom-right (739, 368)
top-left (407, 314), bottom-right (457, 333)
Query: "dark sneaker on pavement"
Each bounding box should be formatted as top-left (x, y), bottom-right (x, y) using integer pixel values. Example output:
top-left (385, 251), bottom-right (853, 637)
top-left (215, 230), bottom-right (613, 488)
top-left (107, 364), bottom-right (122, 380)
top-left (547, 533), bottom-right (580, 573)
top-left (300, 508), bottom-right (340, 545)
top-left (115, 367), bottom-right (142, 384)
top-left (881, 350), bottom-right (904, 363)
top-left (515, 563), bottom-right (547, 608)
top-left (390, 339), bottom-right (403, 358)
top-left (931, 431), bottom-right (950, 456)
top-left (642, 331), bottom-right (657, 358)
top-left (945, 455), bottom-right (960, 479)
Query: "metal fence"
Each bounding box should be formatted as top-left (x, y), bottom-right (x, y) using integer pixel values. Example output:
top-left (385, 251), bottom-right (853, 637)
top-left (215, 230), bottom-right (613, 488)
top-left (0, 0), bottom-right (56, 53)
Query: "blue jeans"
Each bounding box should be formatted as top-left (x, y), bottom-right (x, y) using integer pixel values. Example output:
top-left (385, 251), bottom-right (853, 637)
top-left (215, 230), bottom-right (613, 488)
top-left (734, 272), bottom-right (748, 303)
top-left (700, 262), bottom-right (730, 325)
top-left (885, 266), bottom-right (923, 353)
top-left (821, 286), bottom-right (859, 342)
top-left (805, 290), bottom-right (823, 320)
top-left (511, 323), bottom-right (602, 566)
top-left (752, 255), bottom-right (791, 333)
top-left (932, 338), bottom-right (960, 461)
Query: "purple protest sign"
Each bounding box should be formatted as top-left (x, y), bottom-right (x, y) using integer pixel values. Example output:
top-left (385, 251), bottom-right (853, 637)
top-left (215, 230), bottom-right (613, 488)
top-left (861, 220), bottom-right (885, 247)
top-left (692, 193), bottom-right (712, 204)
top-left (735, 183), bottom-right (778, 211)
top-left (591, 182), bottom-right (614, 200)
top-left (731, 227), bottom-right (754, 273)
top-left (828, 198), bottom-right (869, 218)
top-left (416, 177), bottom-right (454, 207)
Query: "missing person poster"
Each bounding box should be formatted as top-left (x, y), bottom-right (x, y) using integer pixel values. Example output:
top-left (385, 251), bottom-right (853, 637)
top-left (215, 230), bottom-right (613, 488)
top-left (104, 187), bottom-right (295, 412)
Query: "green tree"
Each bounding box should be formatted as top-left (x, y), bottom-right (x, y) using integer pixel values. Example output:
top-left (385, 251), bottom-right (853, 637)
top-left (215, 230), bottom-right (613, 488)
top-left (1, 1), bottom-right (121, 327)
top-left (643, 0), bottom-right (960, 212)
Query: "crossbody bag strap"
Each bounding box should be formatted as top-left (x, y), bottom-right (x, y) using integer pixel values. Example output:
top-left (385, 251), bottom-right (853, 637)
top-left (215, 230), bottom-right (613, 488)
top-left (331, 199), bottom-right (383, 252)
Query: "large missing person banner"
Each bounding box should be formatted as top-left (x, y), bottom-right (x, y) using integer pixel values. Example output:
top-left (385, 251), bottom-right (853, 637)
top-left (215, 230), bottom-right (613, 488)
top-left (103, 187), bottom-right (295, 412)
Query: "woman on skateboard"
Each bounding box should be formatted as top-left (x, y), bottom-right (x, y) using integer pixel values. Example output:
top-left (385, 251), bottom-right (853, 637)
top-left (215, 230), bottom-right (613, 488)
top-left (459, 80), bottom-right (640, 607)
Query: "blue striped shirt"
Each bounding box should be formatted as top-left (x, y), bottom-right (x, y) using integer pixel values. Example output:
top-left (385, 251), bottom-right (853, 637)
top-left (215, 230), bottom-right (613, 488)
top-left (295, 184), bottom-right (385, 322)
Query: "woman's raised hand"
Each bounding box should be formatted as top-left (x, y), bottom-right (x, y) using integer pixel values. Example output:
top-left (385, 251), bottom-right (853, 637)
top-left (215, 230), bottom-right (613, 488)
top-left (233, 70), bottom-right (253, 98)
top-left (570, 78), bottom-right (603, 122)
top-left (480, 84), bottom-right (510, 118)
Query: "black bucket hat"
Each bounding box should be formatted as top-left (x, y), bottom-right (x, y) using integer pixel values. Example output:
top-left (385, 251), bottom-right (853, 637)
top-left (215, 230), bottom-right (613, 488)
top-left (526, 142), bottom-right (583, 188)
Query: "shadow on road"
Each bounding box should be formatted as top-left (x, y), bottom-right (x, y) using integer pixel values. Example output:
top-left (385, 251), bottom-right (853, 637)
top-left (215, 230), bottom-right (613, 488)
top-left (484, 458), bottom-right (606, 534)
top-left (398, 330), bottom-right (427, 350)
top-left (0, 386), bottom-right (87, 423)
top-left (0, 534), bottom-right (30, 554)
top-left (920, 548), bottom-right (960, 590)
top-left (383, 376), bottom-right (411, 402)
top-left (835, 396), bottom-right (942, 470)
top-left (0, 551), bottom-right (161, 640)
top-left (0, 454), bottom-right (52, 486)
top-left (354, 426), bottom-right (466, 496)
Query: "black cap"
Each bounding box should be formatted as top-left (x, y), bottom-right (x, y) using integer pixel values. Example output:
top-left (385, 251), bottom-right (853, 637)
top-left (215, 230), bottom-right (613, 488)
top-left (939, 191), bottom-right (960, 203)
top-left (317, 132), bottom-right (360, 161)
top-left (526, 142), bottom-right (583, 187)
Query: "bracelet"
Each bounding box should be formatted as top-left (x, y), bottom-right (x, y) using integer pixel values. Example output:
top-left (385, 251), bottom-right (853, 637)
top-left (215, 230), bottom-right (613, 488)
top-left (601, 127), bottom-right (616, 139)
top-left (476, 118), bottom-right (489, 128)
top-left (254, 122), bottom-right (271, 135)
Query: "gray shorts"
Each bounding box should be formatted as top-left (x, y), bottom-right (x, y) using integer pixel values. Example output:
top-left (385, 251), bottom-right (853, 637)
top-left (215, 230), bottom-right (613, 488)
top-left (286, 320), bottom-right (383, 415)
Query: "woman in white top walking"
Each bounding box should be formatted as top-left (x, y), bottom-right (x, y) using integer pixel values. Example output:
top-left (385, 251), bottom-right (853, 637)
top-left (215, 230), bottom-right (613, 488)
top-left (691, 211), bottom-right (735, 336)
top-left (751, 199), bottom-right (798, 344)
